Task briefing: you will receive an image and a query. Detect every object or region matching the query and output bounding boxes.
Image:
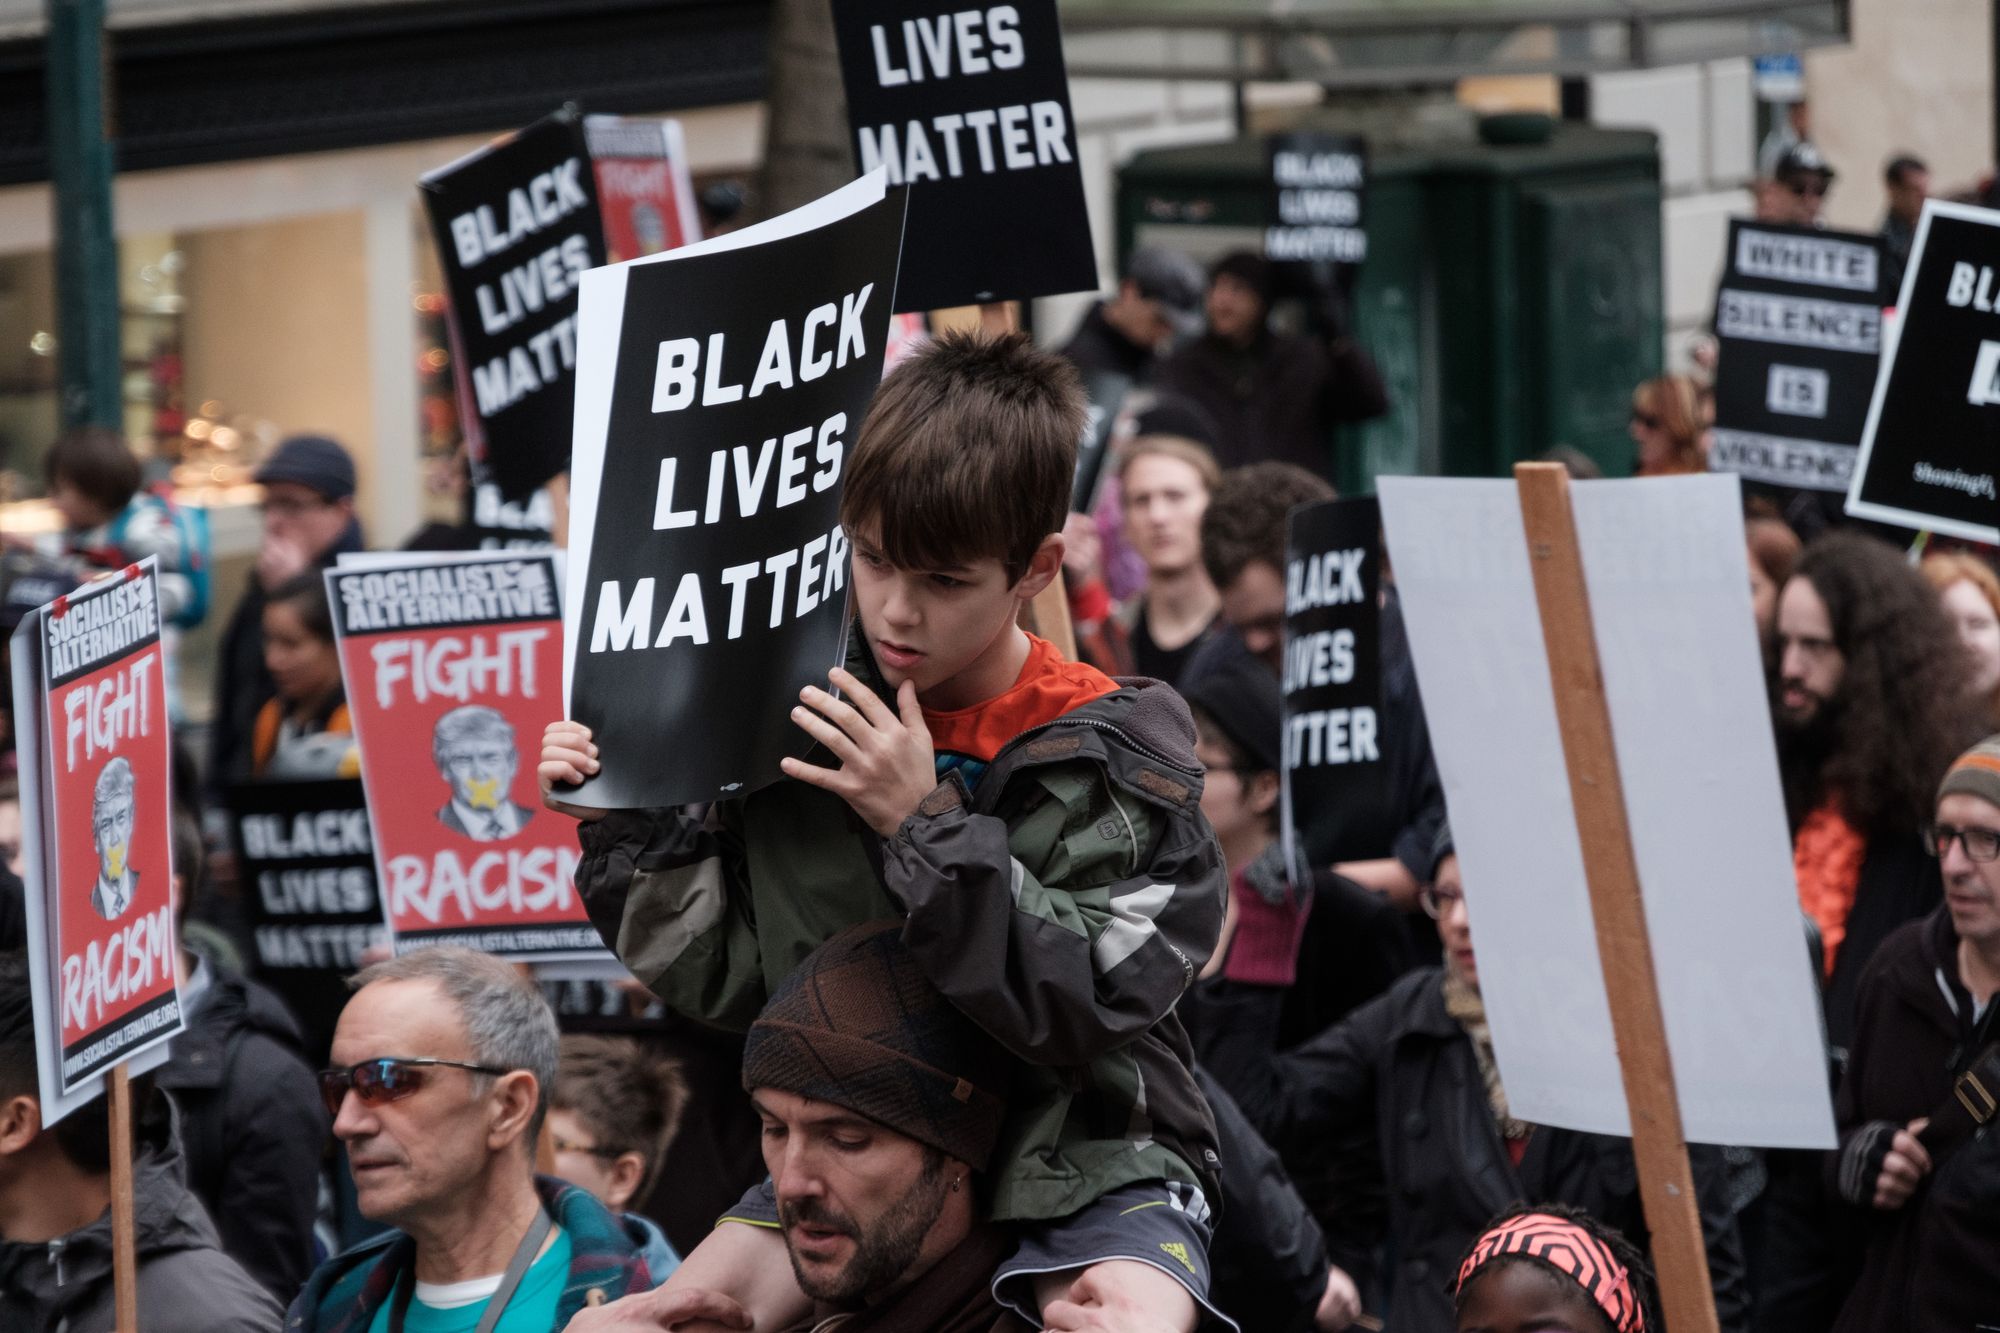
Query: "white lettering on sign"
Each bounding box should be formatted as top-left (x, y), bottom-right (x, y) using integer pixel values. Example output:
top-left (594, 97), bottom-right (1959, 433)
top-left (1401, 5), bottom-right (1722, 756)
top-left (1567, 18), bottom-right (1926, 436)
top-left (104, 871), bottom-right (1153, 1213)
top-left (1286, 548), bottom-right (1368, 613)
top-left (589, 525), bottom-right (848, 653)
top-left (63, 650), bottom-right (154, 773)
top-left (470, 314), bottom-right (578, 414)
top-left (473, 232), bottom-right (595, 337)
top-left (1913, 460), bottom-right (1999, 501)
top-left (857, 103), bottom-right (1071, 186)
top-left (1709, 429), bottom-right (1855, 493)
top-left (368, 628), bottom-right (546, 709)
top-left (652, 289), bottom-right (873, 412)
top-left (1766, 364), bottom-right (1830, 418)
top-left (653, 412), bottom-right (847, 529)
top-left (1273, 150), bottom-right (1363, 189)
top-left (241, 807), bottom-right (373, 859)
top-left (868, 6), bottom-right (1024, 84)
top-left (1735, 231), bottom-right (1879, 292)
top-left (385, 844), bottom-right (582, 924)
top-left (60, 904), bottom-right (174, 1034)
top-left (1282, 630), bottom-right (1356, 693)
top-left (1946, 261), bottom-right (2000, 313)
top-left (447, 158), bottom-right (593, 266)
top-left (1967, 341), bottom-right (2000, 406)
top-left (1286, 708), bottom-right (1380, 768)
top-left (1716, 290), bottom-right (1880, 353)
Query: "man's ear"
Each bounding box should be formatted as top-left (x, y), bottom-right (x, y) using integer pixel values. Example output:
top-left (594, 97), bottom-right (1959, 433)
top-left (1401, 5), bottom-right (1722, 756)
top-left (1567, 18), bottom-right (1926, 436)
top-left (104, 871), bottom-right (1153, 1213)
top-left (487, 1071), bottom-right (541, 1152)
top-left (604, 1151), bottom-right (648, 1212)
top-left (1012, 533), bottom-right (1066, 602)
top-left (0, 1093), bottom-right (44, 1157)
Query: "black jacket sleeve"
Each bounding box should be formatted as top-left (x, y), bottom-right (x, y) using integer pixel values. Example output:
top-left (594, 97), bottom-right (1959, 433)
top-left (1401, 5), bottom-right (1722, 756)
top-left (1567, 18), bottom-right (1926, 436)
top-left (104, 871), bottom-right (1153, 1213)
top-left (216, 1033), bottom-right (328, 1298)
top-left (1198, 1066), bottom-right (1328, 1333)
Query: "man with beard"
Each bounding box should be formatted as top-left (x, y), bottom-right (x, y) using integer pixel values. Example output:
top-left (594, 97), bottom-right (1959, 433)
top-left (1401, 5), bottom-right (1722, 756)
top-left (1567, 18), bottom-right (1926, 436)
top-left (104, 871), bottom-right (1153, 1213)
top-left (573, 923), bottom-right (1036, 1332)
top-left (1772, 532), bottom-right (1974, 1052)
top-left (1760, 531), bottom-right (1977, 1333)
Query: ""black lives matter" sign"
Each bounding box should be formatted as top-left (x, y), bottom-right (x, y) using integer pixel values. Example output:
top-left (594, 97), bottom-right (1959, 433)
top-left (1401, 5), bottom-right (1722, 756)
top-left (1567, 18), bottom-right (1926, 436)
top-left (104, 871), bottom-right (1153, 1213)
top-left (1846, 200), bottom-right (2000, 542)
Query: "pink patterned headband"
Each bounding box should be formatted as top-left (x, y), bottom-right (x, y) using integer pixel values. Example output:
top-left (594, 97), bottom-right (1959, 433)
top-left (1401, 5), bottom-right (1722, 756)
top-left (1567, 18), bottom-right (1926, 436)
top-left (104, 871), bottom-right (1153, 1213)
top-left (1456, 1212), bottom-right (1644, 1333)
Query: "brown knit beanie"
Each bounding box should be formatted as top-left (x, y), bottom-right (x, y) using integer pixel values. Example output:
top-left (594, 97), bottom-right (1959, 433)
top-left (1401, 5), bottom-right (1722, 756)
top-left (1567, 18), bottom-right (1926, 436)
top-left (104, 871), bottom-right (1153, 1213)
top-left (1937, 735), bottom-right (2000, 809)
top-left (741, 922), bottom-right (1011, 1171)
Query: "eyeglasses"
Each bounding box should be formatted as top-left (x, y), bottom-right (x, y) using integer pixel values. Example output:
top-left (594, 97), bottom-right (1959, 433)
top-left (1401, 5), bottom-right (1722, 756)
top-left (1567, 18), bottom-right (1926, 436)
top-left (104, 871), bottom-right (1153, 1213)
top-left (318, 1056), bottom-right (512, 1116)
top-left (1922, 823), bottom-right (2000, 863)
top-left (551, 1134), bottom-right (624, 1160)
top-left (1420, 885), bottom-right (1466, 920)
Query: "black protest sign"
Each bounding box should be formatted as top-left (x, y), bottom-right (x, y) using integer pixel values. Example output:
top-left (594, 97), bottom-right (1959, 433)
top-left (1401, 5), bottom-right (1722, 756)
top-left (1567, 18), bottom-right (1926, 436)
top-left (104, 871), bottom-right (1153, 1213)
top-left (464, 480), bottom-right (556, 550)
top-left (564, 178), bottom-right (906, 808)
top-left (832, 0), bottom-right (1093, 312)
top-left (422, 110), bottom-right (608, 502)
top-left (1709, 220), bottom-right (1884, 496)
top-left (1845, 201), bottom-right (2000, 542)
top-left (1281, 496), bottom-right (1382, 859)
top-left (1070, 369), bottom-right (1132, 512)
top-left (1265, 132), bottom-right (1367, 287)
top-left (227, 779), bottom-right (385, 1060)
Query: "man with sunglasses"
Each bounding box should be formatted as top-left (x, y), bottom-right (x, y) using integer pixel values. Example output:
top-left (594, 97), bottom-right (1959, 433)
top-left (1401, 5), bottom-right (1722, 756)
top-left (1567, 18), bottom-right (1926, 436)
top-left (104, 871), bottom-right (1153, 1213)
top-left (1757, 141), bottom-right (1837, 229)
top-left (1826, 736), bottom-right (2000, 1333)
top-left (290, 947), bottom-right (656, 1332)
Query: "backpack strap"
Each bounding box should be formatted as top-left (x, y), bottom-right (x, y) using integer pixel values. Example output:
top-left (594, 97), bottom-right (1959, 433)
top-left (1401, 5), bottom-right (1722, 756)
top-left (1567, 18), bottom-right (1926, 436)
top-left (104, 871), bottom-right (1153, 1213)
top-left (1918, 1039), bottom-right (2000, 1164)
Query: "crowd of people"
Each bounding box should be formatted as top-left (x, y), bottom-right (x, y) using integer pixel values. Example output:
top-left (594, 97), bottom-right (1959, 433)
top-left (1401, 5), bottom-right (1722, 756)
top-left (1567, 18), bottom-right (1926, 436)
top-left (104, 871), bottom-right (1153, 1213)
top-left (0, 159), bottom-right (1994, 1333)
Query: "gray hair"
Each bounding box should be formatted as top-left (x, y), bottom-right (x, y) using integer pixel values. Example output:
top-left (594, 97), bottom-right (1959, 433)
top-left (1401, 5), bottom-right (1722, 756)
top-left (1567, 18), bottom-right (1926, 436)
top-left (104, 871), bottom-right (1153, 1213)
top-left (348, 946), bottom-right (558, 1138)
top-left (94, 755), bottom-right (135, 809)
top-left (432, 705), bottom-right (516, 769)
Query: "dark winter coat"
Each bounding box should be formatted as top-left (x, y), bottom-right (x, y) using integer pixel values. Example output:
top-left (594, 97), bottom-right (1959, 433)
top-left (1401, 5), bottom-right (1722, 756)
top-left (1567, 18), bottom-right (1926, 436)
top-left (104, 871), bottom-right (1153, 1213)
top-left (1154, 328), bottom-right (1387, 477)
top-left (1224, 968), bottom-right (1751, 1333)
top-left (1822, 833), bottom-right (1938, 1060)
top-left (155, 954), bottom-right (327, 1299)
top-left (0, 1100), bottom-right (282, 1333)
top-left (1059, 302), bottom-right (1157, 384)
top-left (207, 516), bottom-right (363, 790)
top-left (1198, 1067), bottom-right (1331, 1333)
top-left (1827, 907), bottom-right (2000, 1333)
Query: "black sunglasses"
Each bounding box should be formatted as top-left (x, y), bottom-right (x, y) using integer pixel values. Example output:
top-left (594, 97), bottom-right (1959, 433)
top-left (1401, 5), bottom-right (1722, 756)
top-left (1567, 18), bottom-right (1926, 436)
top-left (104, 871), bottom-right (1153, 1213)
top-left (318, 1056), bottom-right (512, 1117)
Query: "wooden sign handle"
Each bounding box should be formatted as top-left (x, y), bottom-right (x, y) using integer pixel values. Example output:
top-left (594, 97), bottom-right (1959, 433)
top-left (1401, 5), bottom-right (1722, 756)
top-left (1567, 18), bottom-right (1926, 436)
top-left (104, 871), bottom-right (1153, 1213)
top-left (108, 1063), bottom-right (139, 1333)
top-left (1513, 462), bottom-right (1720, 1333)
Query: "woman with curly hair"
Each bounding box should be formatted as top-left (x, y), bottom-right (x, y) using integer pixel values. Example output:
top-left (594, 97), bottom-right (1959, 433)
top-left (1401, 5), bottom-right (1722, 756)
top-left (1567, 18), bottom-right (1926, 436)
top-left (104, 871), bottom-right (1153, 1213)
top-left (1919, 551), bottom-right (2000, 726)
top-left (1773, 531), bottom-right (1982, 1045)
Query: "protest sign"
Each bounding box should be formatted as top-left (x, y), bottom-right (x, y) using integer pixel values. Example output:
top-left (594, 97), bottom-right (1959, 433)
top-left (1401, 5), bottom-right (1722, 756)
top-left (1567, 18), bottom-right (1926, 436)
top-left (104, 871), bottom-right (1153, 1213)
top-left (1708, 220), bottom-right (1885, 497)
top-left (563, 170), bottom-right (905, 808)
top-left (1069, 368), bottom-right (1132, 513)
top-left (1844, 200), bottom-right (2000, 542)
top-left (1264, 132), bottom-right (1367, 285)
top-left (9, 561), bottom-right (181, 1124)
top-left (422, 109), bottom-right (609, 502)
top-left (1379, 473), bottom-right (1834, 1152)
top-left (227, 778), bottom-right (385, 1057)
top-left (586, 115), bottom-right (703, 264)
top-left (1280, 496), bottom-right (1382, 868)
top-left (831, 0), bottom-right (1091, 312)
top-left (465, 480), bottom-right (556, 550)
top-left (329, 551), bottom-right (602, 960)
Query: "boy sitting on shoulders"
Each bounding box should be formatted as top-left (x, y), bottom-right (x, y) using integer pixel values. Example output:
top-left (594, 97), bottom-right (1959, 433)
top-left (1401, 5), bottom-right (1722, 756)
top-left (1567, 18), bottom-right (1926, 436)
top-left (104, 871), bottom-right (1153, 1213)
top-left (543, 332), bottom-right (1229, 1330)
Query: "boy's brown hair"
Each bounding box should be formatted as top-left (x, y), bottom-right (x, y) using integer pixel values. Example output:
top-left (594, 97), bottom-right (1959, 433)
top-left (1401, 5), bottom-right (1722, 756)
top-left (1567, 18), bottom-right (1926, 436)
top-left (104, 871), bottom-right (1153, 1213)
top-left (841, 330), bottom-right (1084, 583)
top-left (550, 1034), bottom-right (688, 1199)
top-left (45, 426), bottom-right (140, 518)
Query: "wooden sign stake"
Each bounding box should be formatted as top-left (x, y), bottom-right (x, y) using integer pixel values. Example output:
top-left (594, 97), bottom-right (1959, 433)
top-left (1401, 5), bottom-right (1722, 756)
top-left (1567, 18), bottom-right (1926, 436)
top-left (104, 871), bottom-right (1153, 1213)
top-left (107, 1063), bottom-right (139, 1333)
top-left (1513, 462), bottom-right (1719, 1333)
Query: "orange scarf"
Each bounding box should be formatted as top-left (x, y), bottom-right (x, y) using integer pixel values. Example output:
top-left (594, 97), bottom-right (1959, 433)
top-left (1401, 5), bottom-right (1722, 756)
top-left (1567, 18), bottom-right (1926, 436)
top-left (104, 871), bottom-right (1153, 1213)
top-left (1793, 803), bottom-right (1866, 977)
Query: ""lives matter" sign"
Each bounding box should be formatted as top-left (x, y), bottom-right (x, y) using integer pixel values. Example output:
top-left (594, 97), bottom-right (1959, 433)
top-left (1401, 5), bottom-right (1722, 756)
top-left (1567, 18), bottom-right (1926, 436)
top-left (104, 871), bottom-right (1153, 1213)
top-left (329, 552), bottom-right (605, 961)
top-left (1845, 200), bottom-right (2000, 542)
top-left (1709, 220), bottom-right (1884, 501)
top-left (832, 0), bottom-right (1092, 312)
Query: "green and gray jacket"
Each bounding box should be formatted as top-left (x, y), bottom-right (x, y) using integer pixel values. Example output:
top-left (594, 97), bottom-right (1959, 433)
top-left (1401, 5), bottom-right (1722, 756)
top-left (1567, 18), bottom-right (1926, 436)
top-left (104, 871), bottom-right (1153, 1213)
top-left (576, 671), bottom-right (1225, 1222)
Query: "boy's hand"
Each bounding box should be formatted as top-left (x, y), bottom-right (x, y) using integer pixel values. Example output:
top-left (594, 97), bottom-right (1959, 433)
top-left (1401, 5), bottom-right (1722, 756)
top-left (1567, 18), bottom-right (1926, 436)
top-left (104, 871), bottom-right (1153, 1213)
top-left (781, 667), bottom-right (936, 837)
top-left (1038, 1262), bottom-right (1197, 1332)
top-left (539, 721), bottom-right (607, 823)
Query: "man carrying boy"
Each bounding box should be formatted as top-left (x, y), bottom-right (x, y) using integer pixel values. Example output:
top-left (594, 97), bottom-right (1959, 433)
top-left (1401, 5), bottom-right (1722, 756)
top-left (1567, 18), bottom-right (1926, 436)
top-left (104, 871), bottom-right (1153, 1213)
top-left (543, 332), bottom-right (1227, 1330)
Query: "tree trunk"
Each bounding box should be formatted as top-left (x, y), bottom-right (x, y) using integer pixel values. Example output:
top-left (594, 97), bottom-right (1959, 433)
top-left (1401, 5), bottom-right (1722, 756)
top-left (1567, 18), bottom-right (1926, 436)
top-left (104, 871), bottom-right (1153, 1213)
top-left (752, 0), bottom-right (855, 222)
